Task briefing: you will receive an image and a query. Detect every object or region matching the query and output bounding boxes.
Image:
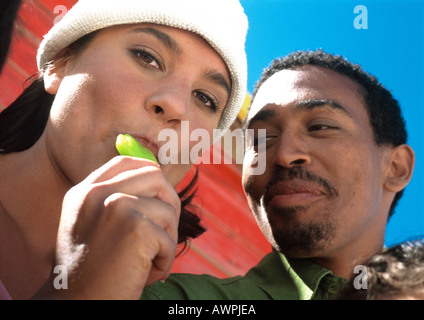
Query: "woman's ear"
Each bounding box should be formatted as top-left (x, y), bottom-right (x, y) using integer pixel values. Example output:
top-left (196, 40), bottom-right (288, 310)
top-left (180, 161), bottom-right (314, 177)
top-left (384, 144), bottom-right (415, 193)
top-left (43, 49), bottom-right (72, 95)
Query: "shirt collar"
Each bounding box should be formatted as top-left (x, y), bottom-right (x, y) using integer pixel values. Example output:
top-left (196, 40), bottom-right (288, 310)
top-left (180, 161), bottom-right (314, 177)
top-left (244, 251), bottom-right (348, 299)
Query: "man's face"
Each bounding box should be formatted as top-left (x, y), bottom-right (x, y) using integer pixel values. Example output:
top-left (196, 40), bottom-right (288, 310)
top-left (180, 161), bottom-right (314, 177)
top-left (242, 65), bottom-right (393, 259)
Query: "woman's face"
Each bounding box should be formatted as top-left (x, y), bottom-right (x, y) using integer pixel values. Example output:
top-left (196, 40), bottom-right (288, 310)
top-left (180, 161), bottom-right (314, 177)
top-left (43, 24), bottom-right (231, 186)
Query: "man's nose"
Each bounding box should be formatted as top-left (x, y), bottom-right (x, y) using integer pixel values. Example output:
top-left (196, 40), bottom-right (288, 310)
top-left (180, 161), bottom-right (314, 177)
top-left (275, 130), bottom-right (312, 168)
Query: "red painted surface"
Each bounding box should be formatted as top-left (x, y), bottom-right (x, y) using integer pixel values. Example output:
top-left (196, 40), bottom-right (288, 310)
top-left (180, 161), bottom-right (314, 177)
top-left (174, 145), bottom-right (271, 277)
top-left (1, 0), bottom-right (271, 278)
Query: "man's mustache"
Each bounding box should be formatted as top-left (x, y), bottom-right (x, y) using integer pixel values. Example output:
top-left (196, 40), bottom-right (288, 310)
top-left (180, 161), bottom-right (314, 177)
top-left (264, 167), bottom-right (339, 200)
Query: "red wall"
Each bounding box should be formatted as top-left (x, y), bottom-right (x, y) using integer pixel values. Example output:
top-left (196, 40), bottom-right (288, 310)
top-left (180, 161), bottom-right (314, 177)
top-left (0, 0), bottom-right (271, 278)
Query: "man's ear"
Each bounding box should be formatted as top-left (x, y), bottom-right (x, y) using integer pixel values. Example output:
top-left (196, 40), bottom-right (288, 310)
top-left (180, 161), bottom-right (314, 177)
top-left (43, 49), bottom-right (72, 95)
top-left (384, 144), bottom-right (415, 193)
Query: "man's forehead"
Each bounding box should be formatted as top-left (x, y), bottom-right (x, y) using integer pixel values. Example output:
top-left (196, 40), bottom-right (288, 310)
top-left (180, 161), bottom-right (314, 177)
top-left (248, 66), bottom-right (363, 122)
top-left (249, 69), bottom-right (302, 119)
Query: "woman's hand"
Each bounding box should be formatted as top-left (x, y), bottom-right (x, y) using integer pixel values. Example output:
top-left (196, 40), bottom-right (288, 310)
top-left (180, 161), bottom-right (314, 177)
top-left (36, 156), bottom-right (180, 299)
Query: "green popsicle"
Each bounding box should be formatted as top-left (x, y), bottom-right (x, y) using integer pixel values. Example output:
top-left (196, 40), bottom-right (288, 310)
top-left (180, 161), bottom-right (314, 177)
top-left (116, 134), bottom-right (158, 164)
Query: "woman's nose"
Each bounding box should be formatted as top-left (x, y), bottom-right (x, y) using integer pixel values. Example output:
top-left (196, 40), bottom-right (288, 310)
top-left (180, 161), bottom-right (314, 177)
top-left (145, 78), bottom-right (191, 124)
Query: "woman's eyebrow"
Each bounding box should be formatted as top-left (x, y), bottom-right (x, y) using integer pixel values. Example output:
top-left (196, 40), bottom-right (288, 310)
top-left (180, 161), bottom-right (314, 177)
top-left (129, 27), bottom-right (230, 97)
top-left (204, 69), bottom-right (231, 97)
top-left (128, 27), bottom-right (182, 55)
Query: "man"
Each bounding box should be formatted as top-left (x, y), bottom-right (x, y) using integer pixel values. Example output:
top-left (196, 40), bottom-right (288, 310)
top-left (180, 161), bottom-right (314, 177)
top-left (141, 50), bottom-right (415, 300)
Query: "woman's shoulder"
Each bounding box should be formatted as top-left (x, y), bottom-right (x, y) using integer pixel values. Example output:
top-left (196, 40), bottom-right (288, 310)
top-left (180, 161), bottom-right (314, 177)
top-left (0, 280), bottom-right (11, 300)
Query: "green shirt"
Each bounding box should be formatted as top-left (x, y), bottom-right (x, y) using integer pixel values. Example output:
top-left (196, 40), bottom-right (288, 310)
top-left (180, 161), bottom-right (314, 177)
top-left (141, 252), bottom-right (348, 300)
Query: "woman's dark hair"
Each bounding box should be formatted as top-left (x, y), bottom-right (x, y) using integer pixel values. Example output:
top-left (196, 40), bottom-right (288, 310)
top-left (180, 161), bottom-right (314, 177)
top-left (0, 31), bottom-right (205, 247)
top-left (0, 31), bottom-right (98, 154)
top-left (0, 0), bottom-right (22, 72)
top-left (252, 49), bottom-right (408, 219)
top-left (176, 169), bottom-right (205, 253)
top-left (0, 76), bottom-right (54, 153)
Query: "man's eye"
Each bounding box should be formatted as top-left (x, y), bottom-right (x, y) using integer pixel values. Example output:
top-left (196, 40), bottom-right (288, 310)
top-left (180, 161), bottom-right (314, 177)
top-left (131, 49), bottom-right (161, 69)
top-left (193, 91), bottom-right (218, 112)
top-left (309, 124), bottom-right (339, 131)
top-left (253, 135), bottom-right (275, 147)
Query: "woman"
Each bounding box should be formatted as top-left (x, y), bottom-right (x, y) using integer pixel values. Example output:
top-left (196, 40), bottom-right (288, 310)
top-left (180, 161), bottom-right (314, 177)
top-left (0, 0), bottom-right (247, 299)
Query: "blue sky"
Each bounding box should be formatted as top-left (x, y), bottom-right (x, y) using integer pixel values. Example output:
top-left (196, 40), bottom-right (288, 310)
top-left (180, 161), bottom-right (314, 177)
top-left (239, 0), bottom-right (424, 246)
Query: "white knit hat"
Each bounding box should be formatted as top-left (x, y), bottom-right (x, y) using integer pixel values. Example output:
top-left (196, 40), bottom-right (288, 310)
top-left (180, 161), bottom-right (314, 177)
top-left (36, 0), bottom-right (248, 132)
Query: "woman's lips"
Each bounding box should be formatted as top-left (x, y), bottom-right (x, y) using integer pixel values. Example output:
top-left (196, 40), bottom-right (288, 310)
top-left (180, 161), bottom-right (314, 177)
top-left (133, 135), bottom-right (160, 160)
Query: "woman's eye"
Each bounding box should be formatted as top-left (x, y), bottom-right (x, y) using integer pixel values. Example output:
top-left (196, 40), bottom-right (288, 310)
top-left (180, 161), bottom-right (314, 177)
top-left (193, 91), bottom-right (218, 112)
top-left (131, 49), bottom-right (161, 69)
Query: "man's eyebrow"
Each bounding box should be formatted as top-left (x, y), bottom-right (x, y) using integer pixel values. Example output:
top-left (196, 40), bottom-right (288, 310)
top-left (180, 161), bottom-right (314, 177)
top-left (246, 99), bottom-right (352, 129)
top-left (204, 69), bottom-right (231, 97)
top-left (295, 99), bottom-right (352, 118)
top-left (246, 108), bottom-right (277, 128)
top-left (128, 27), bottom-right (182, 55)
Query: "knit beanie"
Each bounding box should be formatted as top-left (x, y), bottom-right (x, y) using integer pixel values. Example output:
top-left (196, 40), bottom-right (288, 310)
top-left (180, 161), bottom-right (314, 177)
top-left (36, 0), bottom-right (248, 132)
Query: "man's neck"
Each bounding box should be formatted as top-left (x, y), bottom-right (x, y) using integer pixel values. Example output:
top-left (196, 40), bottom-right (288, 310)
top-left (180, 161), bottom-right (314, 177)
top-left (309, 240), bottom-right (385, 279)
